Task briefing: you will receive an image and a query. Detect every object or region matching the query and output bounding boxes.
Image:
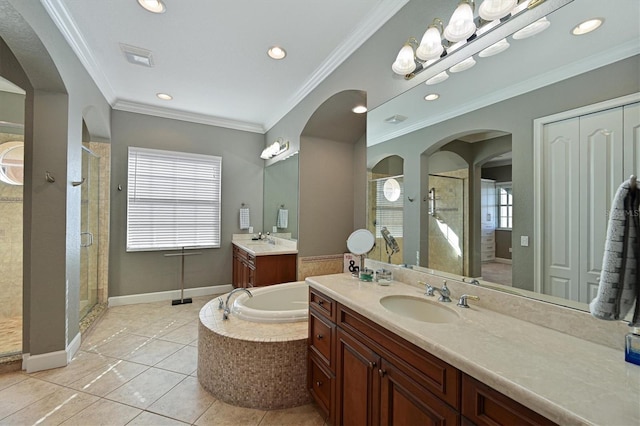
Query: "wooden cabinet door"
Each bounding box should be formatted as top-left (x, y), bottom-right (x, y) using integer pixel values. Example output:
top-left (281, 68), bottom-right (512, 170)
top-left (336, 328), bottom-right (380, 426)
top-left (379, 358), bottom-right (459, 426)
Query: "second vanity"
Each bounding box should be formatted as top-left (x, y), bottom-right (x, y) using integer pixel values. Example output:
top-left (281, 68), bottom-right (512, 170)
top-left (232, 235), bottom-right (297, 288)
top-left (306, 273), bottom-right (640, 426)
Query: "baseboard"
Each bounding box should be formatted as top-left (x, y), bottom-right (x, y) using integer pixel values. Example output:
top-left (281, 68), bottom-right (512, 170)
top-left (67, 332), bottom-right (81, 363)
top-left (21, 331), bottom-right (82, 373)
top-left (108, 284), bottom-right (233, 307)
top-left (495, 258), bottom-right (513, 264)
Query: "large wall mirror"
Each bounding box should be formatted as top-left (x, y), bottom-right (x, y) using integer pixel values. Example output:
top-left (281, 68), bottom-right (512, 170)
top-left (366, 0), bottom-right (639, 314)
top-left (263, 154), bottom-right (299, 240)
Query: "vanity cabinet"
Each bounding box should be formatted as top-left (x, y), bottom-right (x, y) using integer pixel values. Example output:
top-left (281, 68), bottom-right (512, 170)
top-left (308, 287), bottom-right (557, 426)
top-left (232, 245), bottom-right (296, 288)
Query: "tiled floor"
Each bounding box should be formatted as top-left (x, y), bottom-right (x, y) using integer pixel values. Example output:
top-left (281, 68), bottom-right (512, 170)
top-left (0, 296), bottom-right (327, 425)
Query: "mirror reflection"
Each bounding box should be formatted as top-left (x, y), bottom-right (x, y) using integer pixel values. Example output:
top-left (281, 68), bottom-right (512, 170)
top-left (263, 154), bottom-right (299, 240)
top-left (366, 0), bottom-right (639, 313)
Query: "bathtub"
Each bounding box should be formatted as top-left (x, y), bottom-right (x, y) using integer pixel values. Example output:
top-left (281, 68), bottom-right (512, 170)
top-left (231, 281), bottom-right (308, 323)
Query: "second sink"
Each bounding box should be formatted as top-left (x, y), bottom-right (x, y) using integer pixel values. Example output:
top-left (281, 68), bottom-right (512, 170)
top-left (380, 295), bottom-right (459, 323)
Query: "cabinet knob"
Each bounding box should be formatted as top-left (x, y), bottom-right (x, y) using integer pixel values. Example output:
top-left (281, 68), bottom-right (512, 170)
top-left (316, 381), bottom-right (323, 387)
top-left (378, 369), bottom-right (387, 377)
top-left (368, 361), bottom-right (377, 369)
top-left (318, 300), bottom-right (324, 306)
top-left (316, 334), bottom-right (324, 340)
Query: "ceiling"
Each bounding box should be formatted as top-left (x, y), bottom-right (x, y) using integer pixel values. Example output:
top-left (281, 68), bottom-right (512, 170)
top-left (367, 0), bottom-right (640, 146)
top-left (40, 0), bottom-right (407, 134)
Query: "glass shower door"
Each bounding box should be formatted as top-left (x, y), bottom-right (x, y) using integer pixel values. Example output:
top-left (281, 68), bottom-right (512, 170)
top-left (80, 146), bottom-right (100, 320)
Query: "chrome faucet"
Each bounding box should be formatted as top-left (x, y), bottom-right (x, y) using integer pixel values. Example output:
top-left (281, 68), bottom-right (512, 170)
top-left (457, 294), bottom-right (480, 308)
top-left (424, 281), bottom-right (452, 302)
top-left (462, 277), bottom-right (480, 286)
top-left (222, 288), bottom-right (252, 320)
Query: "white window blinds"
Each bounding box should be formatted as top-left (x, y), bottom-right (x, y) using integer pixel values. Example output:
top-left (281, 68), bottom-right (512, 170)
top-left (375, 177), bottom-right (404, 238)
top-left (127, 147), bottom-right (221, 251)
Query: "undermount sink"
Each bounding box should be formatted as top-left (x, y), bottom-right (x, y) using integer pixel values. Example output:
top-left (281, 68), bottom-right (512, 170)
top-left (379, 295), bottom-right (459, 324)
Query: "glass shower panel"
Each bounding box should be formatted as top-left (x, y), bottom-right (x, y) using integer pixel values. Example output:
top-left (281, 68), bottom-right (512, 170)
top-left (427, 175), bottom-right (464, 275)
top-left (80, 147), bottom-right (100, 320)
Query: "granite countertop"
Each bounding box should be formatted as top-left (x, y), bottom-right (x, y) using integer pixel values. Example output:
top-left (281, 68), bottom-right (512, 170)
top-left (306, 273), bottom-right (640, 426)
top-left (232, 237), bottom-right (298, 256)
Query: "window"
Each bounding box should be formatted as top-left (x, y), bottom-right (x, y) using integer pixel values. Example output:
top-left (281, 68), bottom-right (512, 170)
top-left (127, 147), bottom-right (221, 251)
top-left (374, 176), bottom-right (404, 239)
top-left (496, 182), bottom-right (513, 229)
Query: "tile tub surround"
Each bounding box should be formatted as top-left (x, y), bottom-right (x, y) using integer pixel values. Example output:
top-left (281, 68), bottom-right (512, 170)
top-left (307, 273), bottom-right (640, 426)
top-left (198, 299), bottom-right (311, 410)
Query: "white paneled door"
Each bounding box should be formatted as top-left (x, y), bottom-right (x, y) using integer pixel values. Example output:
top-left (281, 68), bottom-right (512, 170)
top-left (541, 100), bottom-right (640, 303)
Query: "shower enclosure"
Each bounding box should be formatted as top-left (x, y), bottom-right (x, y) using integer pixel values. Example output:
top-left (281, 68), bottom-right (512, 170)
top-left (79, 146), bottom-right (100, 320)
top-left (427, 174), bottom-right (465, 275)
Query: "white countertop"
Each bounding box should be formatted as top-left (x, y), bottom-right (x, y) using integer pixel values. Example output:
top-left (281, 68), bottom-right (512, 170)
top-left (306, 273), bottom-right (640, 426)
top-left (232, 236), bottom-right (298, 256)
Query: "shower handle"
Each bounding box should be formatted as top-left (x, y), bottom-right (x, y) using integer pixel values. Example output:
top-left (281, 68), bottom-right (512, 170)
top-left (81, 232), bottom-right (94, 248)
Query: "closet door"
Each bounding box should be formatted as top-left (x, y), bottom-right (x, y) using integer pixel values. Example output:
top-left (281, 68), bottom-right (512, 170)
top-left (542, 117), bottom-right (580, 300)
top-left (579, 108), bottom-right (623, 303)
top-left (623, 102), bottom-right (640, 178)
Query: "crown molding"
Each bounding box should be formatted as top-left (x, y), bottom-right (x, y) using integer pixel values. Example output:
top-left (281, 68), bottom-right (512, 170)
top-left (367, 40), bottom-right (640, 147)
top-left (41, 0), bottom-right (117, 104)
top-left (263, 0), bottom-right (410, 131)
top-left (113, 100), bottom-right (265, 134)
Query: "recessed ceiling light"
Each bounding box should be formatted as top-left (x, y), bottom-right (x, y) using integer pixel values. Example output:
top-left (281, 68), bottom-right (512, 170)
top-left (424, 93), bottom-right (440, 101)
top-left (156, 93), bottom-right (172, 100)
top-left (137, 0), bottom-right (166, 13)
top-left (267, 46), bottom-right (287, 60)
top-left (352, 105), bottom-right (367, 114)
top-left (571, 18), bottom-right (604, 36)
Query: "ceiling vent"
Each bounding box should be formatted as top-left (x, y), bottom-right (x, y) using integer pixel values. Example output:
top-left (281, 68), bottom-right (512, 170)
top-left (384, 114), bottom-right (407, 124)
top-left (120, 44), bottom-right (154, 67)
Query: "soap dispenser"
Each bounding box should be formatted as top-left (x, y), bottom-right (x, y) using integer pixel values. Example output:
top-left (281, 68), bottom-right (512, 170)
top-left (626, 327), bottom-right (640, 366)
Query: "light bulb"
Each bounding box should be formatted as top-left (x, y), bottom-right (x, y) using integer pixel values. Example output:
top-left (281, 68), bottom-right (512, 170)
top-left (416, 26), bottom-right (444, 61)
top-left (392, 43), bottom-right (417, 75)
top-left (478, 0), bottom-right (517, 21)
top-left (444, 1), bottom-right (476, 42)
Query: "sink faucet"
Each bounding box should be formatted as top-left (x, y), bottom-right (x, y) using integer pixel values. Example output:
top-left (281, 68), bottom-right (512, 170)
top-left (424, 281), bottom-right (452, 302)
top-left (222, 288), bottom-right (252, 320)
top-left (462, 277), bottom-right (480, 286)
top-left (457, 294), bottom-right (480, 308)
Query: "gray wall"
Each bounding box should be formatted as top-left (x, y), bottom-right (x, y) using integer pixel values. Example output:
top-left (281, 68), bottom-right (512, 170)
top-left (368, 56), bottom-right (640, 291)
top-left (109, 110), bottom-right (265, 297)
top-left (299, 136), bottom-right (362, 257)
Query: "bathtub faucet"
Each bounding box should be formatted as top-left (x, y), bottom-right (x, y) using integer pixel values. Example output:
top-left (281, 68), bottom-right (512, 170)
top-left (223, 288), bottom-right (253, 320)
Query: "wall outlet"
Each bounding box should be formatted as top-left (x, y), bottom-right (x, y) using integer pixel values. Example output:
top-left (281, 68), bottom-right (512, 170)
top-left (520, 236), bottom-right (529, 247)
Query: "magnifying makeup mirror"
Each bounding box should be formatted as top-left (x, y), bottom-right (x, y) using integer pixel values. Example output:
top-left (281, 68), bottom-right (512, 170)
top-left (347, 229), bottom-right (376, 279)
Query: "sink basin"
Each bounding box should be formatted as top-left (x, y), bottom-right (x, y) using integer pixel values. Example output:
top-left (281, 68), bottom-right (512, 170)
top-left (379, 295), bottom-right (459, 323)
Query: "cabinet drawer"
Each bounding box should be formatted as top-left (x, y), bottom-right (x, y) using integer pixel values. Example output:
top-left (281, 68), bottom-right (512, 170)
top-left (462, 374), bottom-right (556, 426)
top-left (309, 288), bottom-right (336, 321)
top-left (308, 352), bottom-right (334, 418)
top-left (309, 310), bottom-right (334, 367)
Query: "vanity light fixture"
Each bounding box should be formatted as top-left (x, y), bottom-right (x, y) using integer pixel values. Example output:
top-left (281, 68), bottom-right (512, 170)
top-left (571, 18), bottom-right (603, 36)
top-left (260, 138), bottom-right (289, 160)
top-left (391, 0), bottom-right (551, 80)
top-left (425, 93), bottom-right (440, 101)
top-left (512, 16), bottom-right (550, 39)
top-left (352, 105), bottom-right (368, 114)
top-left (137, 0), bottom-right (166, 14)
top-left (426, 71), bottom-right (449, 85)
top-left (156, 93), bottom-right (173, 100)
top-left (449, 56), bottom-right (476, 72)
top-left (444, 0), bottom-right (477, 43)
top-left (267, 46), bottom-right (287, 60)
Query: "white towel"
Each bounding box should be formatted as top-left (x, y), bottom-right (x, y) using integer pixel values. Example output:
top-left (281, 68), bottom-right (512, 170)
top-left (589, 178), bottom-right (640, 326)
top-left (276, 208), bottom-right (288, 229)
top-left (239, 207), bottom-right (250, 230)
